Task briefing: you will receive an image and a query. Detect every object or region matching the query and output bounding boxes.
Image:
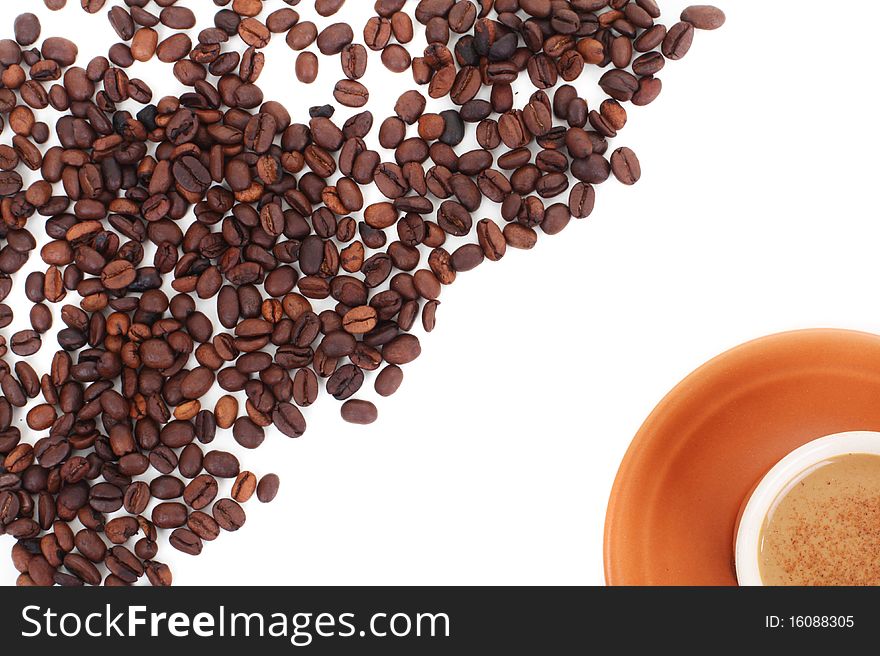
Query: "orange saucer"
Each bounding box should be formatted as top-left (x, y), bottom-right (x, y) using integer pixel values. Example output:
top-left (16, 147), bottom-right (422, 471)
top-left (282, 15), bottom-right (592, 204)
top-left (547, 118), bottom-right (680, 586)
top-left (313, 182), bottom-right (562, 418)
top-left (604, 329), bottom-right (880, 585)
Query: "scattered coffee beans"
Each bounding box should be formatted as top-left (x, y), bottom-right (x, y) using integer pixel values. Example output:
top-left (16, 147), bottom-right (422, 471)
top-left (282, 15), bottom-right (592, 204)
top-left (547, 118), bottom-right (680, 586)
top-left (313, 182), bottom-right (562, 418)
top-left (0, 0), bottom-right (722, 586)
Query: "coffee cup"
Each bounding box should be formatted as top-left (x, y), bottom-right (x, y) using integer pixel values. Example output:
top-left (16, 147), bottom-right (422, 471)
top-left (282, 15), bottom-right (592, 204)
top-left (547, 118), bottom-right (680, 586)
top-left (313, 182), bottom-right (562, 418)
top-left (735, 431), bottom-right (880, 586)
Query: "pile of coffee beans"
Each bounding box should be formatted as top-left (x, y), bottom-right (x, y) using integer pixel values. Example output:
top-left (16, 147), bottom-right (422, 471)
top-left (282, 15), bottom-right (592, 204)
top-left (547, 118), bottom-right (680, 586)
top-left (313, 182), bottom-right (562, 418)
top-left (1, 0), bottom-right (723, 585)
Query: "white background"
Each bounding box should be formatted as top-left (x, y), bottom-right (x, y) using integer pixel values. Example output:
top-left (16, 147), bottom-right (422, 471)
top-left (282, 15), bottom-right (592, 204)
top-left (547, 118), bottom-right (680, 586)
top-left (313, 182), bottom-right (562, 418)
top-left (3, 0), bottom-right (879, 586)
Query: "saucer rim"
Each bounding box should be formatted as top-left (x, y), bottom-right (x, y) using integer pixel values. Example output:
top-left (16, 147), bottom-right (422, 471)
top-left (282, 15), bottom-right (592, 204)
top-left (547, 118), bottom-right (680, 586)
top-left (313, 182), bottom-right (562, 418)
top-left (603, 328), bottom-right (880, 586)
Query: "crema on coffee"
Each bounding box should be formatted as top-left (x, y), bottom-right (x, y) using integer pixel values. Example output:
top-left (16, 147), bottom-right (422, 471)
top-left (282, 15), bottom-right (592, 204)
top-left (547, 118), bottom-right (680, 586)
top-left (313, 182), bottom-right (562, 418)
top-left (759, 454), bottom-right (880, 586)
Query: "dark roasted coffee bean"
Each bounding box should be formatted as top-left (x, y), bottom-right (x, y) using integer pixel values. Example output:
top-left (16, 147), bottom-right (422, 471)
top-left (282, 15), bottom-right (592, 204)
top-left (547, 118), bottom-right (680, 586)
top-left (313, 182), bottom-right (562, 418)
top-left (256, 474), bottom-right (280, 503)
top-left (11, 330), bottom-right (41, 356)
top-left (317, 23), bottom-right (354, 55)
top-left (295, 51), bottom-right (318, 83)
top-left (334, 79), bottom-right (369, 107)
top-left (232, 417), bottom-right (265, 449)
top-left (213, 498), bottom-right (246, 531)
top-left (382, 44), bottom-right (411, 73)
top-left (341, 399), bottom-right (378, 425)
top-left (169, 527), bottom-right (203, 555)
top-left (203, 450), bottom-right (240, 478)
top-left (14, 13), bottom-right (41, 46)
top-left (183, 475), bottom-right (218, 511)
top-left (273, 402), bottom-right (307, 437)
top-left (341, 43), bottom-right (368, 80)
top-left (681, 5), bottom-right (726, 30)
top-left (292, 370), bottom-right (318, 407)
top-left (663, 21), bottom-right (695, 60)
top-left (375, 364), bottom-right (403, 397)
top-left (610, 147), bottom-right (641, 185)
top-left (152, 502), bottom-right (187, 529)
top-left (599, 69), bottom-right (639, 102)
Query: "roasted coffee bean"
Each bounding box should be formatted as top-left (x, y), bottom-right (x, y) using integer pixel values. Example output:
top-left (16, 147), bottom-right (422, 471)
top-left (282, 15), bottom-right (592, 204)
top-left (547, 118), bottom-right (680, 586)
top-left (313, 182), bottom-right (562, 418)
top-left (203, 450), bottom-right (240, 478)
top-left (232, 417), bottom-right (264, 449)
top-left (341, 43), bottom-right (368, 80)
top-left (214, 395), bottom-right (239, 429)
top-left (340, 399), bottom-right (378, 425)
top-left (256, 474), bottom-right (280, 503)
top-left (183, 475), bottom-right (218, 511)
top-left (152, 502), bottom-right (188, 529)
top-left (382, 44), bottom-right (411, 73)
top-left (681, 5), bottom-right (726, 30)
top-left (375, 364), bottom-right (403, 397)
top-left (156, 33), bottom-right (192, 63)
top-left (42, 37), bottom-right (78, 66)
top-left (295, 52), bottom-right (318, 83)
top-left (364, 16), bottom-right (392, 50)
top-left (292, 370), bottom-right (318, 407)
top-left (169, 527), bottom-right (203, 555)
top-left (317, 23), bottom-right (354, 55)
top-left (14, 13), bottom-right (41, 46)
top-left (213, 498), bottom-right (246, 531)
top-left (334, 79), bottom-right (369, 107)
top-left (273, 402), bottom-right (307, 438)
top-left (287, 21), bottom-right (318, 50)
top-left (231, 471), bottom-right (257, 503)
top-left (11, 330), bottom-right (41, 356)
top-left (610, 147), bottom-right (642, 185)
top-left (599, 69), bottom-right (639, 102)
top-left (663, 21), bottom-right (695, 60)
top-left (326, 364), bottom-right (364, 400)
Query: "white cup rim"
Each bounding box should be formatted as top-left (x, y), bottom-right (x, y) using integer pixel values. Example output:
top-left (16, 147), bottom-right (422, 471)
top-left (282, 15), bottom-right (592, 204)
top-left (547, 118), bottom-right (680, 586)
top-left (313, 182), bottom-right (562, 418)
top-left (735, 430), bottom-right (880, 586)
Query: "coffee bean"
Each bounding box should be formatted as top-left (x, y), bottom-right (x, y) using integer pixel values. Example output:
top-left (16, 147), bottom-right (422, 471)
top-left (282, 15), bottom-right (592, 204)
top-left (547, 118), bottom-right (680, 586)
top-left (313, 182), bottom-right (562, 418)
top-left (11, 330), bottom-right (41, 356)
top-left (610, 147), bottom-right (642, 185)
top-left (101, 260), bottom-right (136, 290)
top-left (213, 498), bottom-right (246, 531)
top-left (156, 33), bottom-right (192, 63)
top-left (214, 395), bottom-right (239, 429)
top-left (152, 502), bottom-right (187, 529)
top-left (203, 451), bottom-right (240, 478)
top-left (316, 0), bottom-right (346, 17)
top-left (375, 365), bottom-right (403, 397)
top-left (326, 364), bottom-right (364, 400)
top-left (504, 223), bottom-right (538, 250)
top-left (317, 23), bottom-right (353, 55)
top-left (41, 37), bottom-right (77, 66)
top-left (341, 44), bottom-right (368, 80)
top-left (663, 22), bottom-right (695, 60)
top-left (267, 9), bottom-right (300, 33)
top-left (80, 0), bottom-right (106, 14)
top-left (287, 21), bottom-right (318, 50)
top-left (341, 399), bottom-right (378, 425)
top-left (232, 417), bottom-right (265, 449)
top-left (105, 516), bottom-right (139, 545)
top-left (382, 334), bottom-right (421, 365)
top-left (239, 18), bottom-right (271, 49)
top-left (273, 402), bottom-right (307, 438)
top-left (381, 44), bottom-right (411, 73)
top-left (14, 14), bottom-right (41, 46)
top-left (569, 182), bottom-right (596, 218)
top-left (232, 471), bottom-right (257, 503)
top-left (169, 528), bottom-right (203, 555)
top-left (292, 370), bottom-right (318, 407)
top-left (599, 69), bottom-right (640, 102)
top-left (187, 511), bottom-right (220, 542)
top-left (681, 5), bottom-right (726, 30)
top-left (364, 16), bottom-right (392, 50)
top-left (334, 79), bottom-right (369, 107)
top-left (256, 474), bottom-right (280, 503)
top-left (183, 475), bottom-right (218, 511)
